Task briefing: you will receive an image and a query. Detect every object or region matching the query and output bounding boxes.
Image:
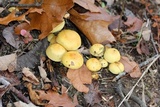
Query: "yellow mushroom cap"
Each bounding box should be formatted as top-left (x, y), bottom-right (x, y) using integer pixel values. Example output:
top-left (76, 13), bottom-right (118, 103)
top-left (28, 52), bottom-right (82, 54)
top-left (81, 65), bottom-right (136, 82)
top-left (61, 51), bottom-right (83, 69)
top-left (46, 43), bottom-right (67, 62)
top-left (47, 33), bottom-right (55, 42)
top-left (50, 19), bottom-right (65, 33)
top-left (99, 58), bottom-right (108, 68)
top-left (86, 58), bottom-right (101, 72)
top-left (50, 35), bottom-right (57, 45)
top-left (109, 62), bottom-right (124, 74)
top-left (104, 48), bottom-right (121, 63)
top-left (56, 29), bottom-right (81, 50)
top-left (89, 43), bottom-right (104, 57)
top-left (92, 72), bottom-right (99, 80)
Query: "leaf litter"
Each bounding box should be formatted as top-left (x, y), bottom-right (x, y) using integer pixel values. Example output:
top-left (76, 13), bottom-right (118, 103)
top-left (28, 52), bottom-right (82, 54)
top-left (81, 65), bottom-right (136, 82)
top-left (0, 0), bottom-right (160, 107)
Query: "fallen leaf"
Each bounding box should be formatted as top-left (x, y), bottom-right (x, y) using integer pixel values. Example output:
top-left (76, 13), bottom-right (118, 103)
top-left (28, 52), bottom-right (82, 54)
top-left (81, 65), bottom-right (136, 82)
top-left (15, 0), bottom-right (74, 39)
top-left (84, 82), bottom-right (101, 106)
top-left (124, 16), bottom-right (143, 32)
top-left (0, 7), bottom-right (40, 25)
top-left (141, 22), bottom-right (151, 41)
top-left (35, 86), bottom-right (78, 107)
top-left (74, 0), bottom-right (101, 12)
top-left (26, 83), bottom-right (45, 105)
top-left (69, 9), bottom-right (116, 44)
top-left (136, 39), bottom-right (150, 55)
top-left (67, 64), bottom-right (92, 93)
top-left (0, 77), bottom-right (10, 98)
top-left (14, 101), bottom-right (38, 107)
top-left (22, 67), bottom-right (39, 83)
top-left (0, 10), bottom-right (28, 25)
top-left (38, 66), bottom-right (51, 82)
top-left (2, 26), bottom-right (24, 49)
top-left (155, 0), bottom-right (160, 4)
top-left (120, 56), bottom-right (142, 78)
top-left (0, 53), bottom-right (17, 71)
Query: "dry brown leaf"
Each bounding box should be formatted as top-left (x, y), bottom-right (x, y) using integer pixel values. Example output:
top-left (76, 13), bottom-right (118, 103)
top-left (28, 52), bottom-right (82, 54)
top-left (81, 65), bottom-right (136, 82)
top-left (67, 64), bottom-right (92, 93)
top-left (15, 0), bottom-right (73, 40)
top-left (0, 7), bottom-right (42, 25)
top-left (69, 9), bottom-right (116, 44)
top-left (0, 53), bottom-right (17, 71)
top-left (35, 86), bottom-right (78, 107)
top-left (74, 0), bottom-right (101, 12)
top-left (14, 101), bottom-right (37, 107)
top-left (84, 82), bottom-right (101, 105)
top-left (22, 67), bottom-right (39, 83)
top-left (124, 16), bottom-right (143, 32)
top-left (120, 56), bottom-right (142, 78)
top-left (38, 66), bottom-right (51, 82)
top-left (26, 83), bottom-right (45, 105)
top-left (136, 39), bottom-right (150, 55)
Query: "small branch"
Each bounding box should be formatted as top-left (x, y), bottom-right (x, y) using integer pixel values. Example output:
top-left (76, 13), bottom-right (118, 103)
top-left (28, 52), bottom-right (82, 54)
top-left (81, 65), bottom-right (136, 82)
top-left (118, 54), bottom-right (160, 107)
top-left (10, 87), bottom-right (30, 104)
top-left (115, 81), bottom-right (131, 107)
top-left (6, 0), bottom-right (43, 8)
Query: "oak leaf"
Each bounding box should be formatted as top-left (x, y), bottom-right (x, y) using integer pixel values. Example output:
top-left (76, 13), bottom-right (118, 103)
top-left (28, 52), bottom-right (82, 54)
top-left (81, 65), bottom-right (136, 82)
top-left (124, 16), bottom-right (143, 32)
top-left (0, 53), bottom-right (17, 72)
top-left (67, 64), bottom-right (92, 93)
top-left (22, 67), bottom-right (39, 84)
top-left (120, 56), bottom-right (142, 78)
top-left (69, 8), bottom-right (116, 44)
top-left (15, 0), bottom-right (74, 39)
top-left (74, 0), bottom-right (100, 12)
top-left (35, 86), bottom-right (78, 107)
top-left (0, 8), bottom-right (43, 25)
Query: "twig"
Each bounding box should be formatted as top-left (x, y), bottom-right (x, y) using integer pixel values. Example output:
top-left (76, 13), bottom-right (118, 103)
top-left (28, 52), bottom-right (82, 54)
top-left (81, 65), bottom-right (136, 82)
top-left (115, 80), bottom-right (131, 107)
top-left (139, 54), bottom-right (159, 67)
top-left (10, 87), bottom-right (30, 104)
top-left (112, 54), bottom-right (158, 82)
top-left (0, 99), bottom-right (2, 107)
top-left (118, 54), bottom-right (160, 107)
top-left (7, 0), bottom-right (43, 7)
top-left (141, 79), bottom-right (147, 107)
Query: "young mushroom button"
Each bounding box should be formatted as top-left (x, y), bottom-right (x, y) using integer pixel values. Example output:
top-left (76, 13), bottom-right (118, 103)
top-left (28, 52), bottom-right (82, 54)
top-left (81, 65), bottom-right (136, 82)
top-left (86, 58), bottom-right (102, 72)
top-left (109, 62), bottom-right (124, 74)
top-left (104, 48), bottom-right (121, 63)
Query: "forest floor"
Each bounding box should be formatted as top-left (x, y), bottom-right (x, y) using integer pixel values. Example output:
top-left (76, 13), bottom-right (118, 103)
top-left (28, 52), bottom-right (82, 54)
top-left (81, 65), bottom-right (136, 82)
top-left (0, 0), bottom-right (160, 107)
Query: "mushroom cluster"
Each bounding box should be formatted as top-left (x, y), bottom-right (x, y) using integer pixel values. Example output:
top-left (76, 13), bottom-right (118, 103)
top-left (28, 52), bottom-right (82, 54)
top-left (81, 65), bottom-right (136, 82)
top-left (46, 29), bottom-right (83, 70)
top-left (86, 43), bottom-right (124, 79)
top-left (46, 26), bottom-right (124, 80)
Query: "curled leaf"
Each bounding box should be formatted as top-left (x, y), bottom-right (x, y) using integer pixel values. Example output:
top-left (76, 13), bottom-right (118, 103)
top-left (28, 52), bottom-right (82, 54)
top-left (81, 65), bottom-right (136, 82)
top-left (120, 56), bottom-right (142, 78)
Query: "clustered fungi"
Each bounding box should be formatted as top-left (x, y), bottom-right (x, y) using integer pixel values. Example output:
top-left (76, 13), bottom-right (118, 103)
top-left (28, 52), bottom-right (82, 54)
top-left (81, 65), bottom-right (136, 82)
top-left (46, 24), bottom-right (125, 79)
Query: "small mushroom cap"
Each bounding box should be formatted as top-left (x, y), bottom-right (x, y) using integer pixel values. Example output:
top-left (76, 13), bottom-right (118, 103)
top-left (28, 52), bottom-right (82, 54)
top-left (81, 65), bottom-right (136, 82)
top-left (99, 58), bottom-right (108, 68)
top-left (89, 44), bottom-right (104, 57)
top-left (50, 19), bottom-right (65, 33)
top-left (109, 62), bottom-right (124, 74)
top-left (62, 51), bottom-right (84, 69)
top-left (86, 58), bottom-right (101, 72)
top-left (46, 43), bottom-right (67, 62)
top-left (50, 35), bottom-right (57, 45)
top-left (47, 33), bottom-right (55, 42)
top-left (56, 29), bottom-right (81, 50)
top-left (104, 48), bottom-right (121, 63)
top-left (92, 72), bottom-right (99, 80)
